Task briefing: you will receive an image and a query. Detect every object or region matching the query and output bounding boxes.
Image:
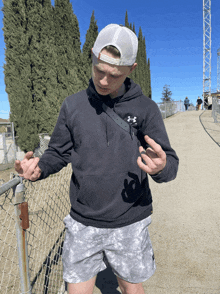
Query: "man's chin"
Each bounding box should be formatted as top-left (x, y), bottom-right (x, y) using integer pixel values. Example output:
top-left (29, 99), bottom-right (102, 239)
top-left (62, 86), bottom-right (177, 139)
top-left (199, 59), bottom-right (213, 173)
top-left (96, 86), bottom-right (110, 96)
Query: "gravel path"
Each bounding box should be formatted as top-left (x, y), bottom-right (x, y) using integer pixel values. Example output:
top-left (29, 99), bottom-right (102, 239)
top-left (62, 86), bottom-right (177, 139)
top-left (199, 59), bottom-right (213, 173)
top-left (94, 110), bottom-right (220, 294)
top-left (1, 110), bottom-right (219, 293)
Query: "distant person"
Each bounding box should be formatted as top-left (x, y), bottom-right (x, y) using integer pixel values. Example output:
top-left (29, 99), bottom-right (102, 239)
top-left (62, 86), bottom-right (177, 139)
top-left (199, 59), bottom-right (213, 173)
top-left (184, 97), bottom-right (190, 111)
top-left (14, 24), bottom-right (179, 294)
top-left (197, 97), bottom-right (203, 110)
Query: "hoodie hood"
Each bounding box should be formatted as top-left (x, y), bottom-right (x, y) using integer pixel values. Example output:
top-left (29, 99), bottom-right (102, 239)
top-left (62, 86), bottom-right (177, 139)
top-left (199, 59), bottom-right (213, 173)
top-left (86, 77), bottom-right (143, 146)
top-left (87, 77), bottom-right (143, 104)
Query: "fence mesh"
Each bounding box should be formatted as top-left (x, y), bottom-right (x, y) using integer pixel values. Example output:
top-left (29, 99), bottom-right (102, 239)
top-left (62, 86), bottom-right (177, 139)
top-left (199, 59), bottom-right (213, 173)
top-left (212, 97), bottom-right (220, 123)
top-left (0, 178), bottom-right (21, 293)
top-left (0, 132), bottom-right (16, 164)
top-left (25, 164), bottom-right (71, 293)
top-left (0, 163), bottom-right (71, 294)
top-left (156, 100), bottom-right (185, 119)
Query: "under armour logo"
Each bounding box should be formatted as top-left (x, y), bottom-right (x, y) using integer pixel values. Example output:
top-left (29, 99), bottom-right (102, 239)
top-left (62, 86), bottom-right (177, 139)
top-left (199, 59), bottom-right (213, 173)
top-left (127, 116), bottom-right (137, 124)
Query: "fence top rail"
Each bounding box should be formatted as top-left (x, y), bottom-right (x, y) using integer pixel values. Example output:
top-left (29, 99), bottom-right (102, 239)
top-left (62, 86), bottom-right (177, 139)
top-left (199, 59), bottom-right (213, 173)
top-left (157, 100), bottom-right (182, 104)
top-left (0, 176), bottom-right (21, 195)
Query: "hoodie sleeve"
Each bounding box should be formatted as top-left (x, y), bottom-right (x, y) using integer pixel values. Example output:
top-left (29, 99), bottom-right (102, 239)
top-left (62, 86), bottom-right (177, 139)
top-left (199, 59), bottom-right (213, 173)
top-left (140, 98), bottom-right (179, 183)
top-left (38, 99), bottom-right (73, 179)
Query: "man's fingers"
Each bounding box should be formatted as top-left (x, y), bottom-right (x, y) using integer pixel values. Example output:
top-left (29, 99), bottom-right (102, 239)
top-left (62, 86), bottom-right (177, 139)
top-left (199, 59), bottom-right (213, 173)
top-left (29, 165), bottom-right (41, 181)
top-left (145, 148), bottom-right (157, 159)
top-left (14, 151), bottom-right (41, 181)
top-left (139, 146), bottom-right (157, 160)
top-left (139, 151), bottom-right (157, 170)
top-left (138, 138), bottom-right (166, 175)
top-left (24, 151), bottom-right (34, 160)
top-left (144, 135), bottom-right (166, 159)
top-left (137, 156), bottom-right (152, 174)
top-left (14, 160), bottom-right (22, 171)
top-left (144, 135), bottom-right (161, 154)
top-left (24, 157), bottom-right (40, 178)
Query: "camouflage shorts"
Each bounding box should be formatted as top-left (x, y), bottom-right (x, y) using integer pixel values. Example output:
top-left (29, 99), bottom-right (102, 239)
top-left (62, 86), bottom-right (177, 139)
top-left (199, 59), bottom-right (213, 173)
top-left (62, 214), bottom-right (156, 284)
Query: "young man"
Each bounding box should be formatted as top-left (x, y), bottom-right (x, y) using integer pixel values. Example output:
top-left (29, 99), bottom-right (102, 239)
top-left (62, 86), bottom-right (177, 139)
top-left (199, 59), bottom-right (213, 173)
top-left (196, 96), bottom-right (203, 110)
top-left (15, 24), bottom-right (179, 294)
top-left (184, 96), bottom-right (190, 111)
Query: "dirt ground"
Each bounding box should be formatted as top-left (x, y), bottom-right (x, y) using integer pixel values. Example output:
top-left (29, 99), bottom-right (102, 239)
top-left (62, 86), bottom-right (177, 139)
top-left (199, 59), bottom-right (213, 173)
top-left (1, 110), bottom-right (219, 294)
top-left (0, 165), bottom-right (15, 182)
top-left (93, 110), bottom-right (220, 294)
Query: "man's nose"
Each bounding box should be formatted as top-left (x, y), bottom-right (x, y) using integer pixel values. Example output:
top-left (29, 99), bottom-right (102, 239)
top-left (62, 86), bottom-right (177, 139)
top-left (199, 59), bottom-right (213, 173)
top-left (100, 75), bottom-right (108, 86)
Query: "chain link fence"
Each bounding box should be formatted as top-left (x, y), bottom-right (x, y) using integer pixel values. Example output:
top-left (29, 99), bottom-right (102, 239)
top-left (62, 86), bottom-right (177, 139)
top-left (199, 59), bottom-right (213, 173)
top-left (0, 132), bottom-right (16, 164)
top-left (212, 97), bottom-right (220, 123)
top-left (0, 122), bottom-right (16, 165)
top-left (0, 177), bottom-right (21, 293)
top-left (0, 132), bottom-right (51, 168)
top-left (157, 100), bottom-right (185, 119)
top-left (0, 152), bottom-right (71, 293)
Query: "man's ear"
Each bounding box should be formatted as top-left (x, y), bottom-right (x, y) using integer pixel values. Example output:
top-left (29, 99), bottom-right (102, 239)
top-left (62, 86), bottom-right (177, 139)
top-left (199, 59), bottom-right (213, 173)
top-left (130, 63), bottom-right (137, 73)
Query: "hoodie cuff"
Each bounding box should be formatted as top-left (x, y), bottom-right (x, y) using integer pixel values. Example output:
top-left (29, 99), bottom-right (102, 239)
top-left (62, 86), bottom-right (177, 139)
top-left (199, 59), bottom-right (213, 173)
top-left (150, 163), bottom-right (168, 183)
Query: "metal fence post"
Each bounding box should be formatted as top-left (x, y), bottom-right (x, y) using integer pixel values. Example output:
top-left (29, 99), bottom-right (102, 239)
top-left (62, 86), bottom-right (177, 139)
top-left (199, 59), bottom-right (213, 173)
top-left (13, 179), bottom-right (31, 294)
top-left (212, 98), bottom-right (216, 122)
top-left (3, 133), bottom-right (8, 164)
top-left (165, 102), bottom-right (167, 119)
top-left (11, 122), bottom-right (17, 161)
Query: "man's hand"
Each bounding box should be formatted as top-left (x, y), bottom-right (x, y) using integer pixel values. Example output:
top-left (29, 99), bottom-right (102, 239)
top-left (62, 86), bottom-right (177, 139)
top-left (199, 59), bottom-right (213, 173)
top-left (137, 135), bottom-right (166, 175)
top-left (14, 151), bottom-right (41, 181)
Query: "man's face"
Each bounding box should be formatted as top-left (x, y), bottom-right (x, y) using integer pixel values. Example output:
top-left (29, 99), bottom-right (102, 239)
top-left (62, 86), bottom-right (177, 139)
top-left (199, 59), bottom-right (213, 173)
top-left (92, 48), bottom-right (137, 98)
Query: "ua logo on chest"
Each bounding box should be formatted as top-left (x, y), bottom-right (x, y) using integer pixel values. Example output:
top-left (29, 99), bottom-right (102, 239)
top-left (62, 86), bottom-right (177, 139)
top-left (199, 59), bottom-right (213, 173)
top-left (127, 116), bottom-right (137, 126)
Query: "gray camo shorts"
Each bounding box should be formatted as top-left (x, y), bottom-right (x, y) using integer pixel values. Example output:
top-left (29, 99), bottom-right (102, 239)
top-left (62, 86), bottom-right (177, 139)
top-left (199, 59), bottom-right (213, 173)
top-left (62, 214), bottom-right (156, 284)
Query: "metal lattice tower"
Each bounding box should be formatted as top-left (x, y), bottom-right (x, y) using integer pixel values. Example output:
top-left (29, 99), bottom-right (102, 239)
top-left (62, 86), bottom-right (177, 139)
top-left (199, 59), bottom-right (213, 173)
top-left (217, 48), bottom-right (220, 92)
top-left (203, 0), bottom-right (211, 106)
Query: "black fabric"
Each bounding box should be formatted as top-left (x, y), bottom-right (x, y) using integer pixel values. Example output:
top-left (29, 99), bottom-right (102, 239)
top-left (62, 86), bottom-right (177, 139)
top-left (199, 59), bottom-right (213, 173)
top-left (38, 78), bottom-right (179, 228)
top-left (101, 102), bottom-right (138, 138)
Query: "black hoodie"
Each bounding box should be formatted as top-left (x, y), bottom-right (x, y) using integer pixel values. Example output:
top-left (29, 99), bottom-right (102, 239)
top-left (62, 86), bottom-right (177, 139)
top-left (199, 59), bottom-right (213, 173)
top-left (38, 78), bottom-right (179, 228)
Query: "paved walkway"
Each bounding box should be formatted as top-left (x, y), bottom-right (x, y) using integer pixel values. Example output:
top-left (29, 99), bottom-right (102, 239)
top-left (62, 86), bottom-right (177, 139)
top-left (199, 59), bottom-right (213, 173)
top-left (93, 110), bottom-right (220, 294)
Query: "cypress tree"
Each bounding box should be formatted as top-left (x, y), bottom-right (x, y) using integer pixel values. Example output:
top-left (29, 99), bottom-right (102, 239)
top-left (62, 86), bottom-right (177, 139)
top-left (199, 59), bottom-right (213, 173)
top-left (141, 34), bottom-right (148, 96)
top-left (38, 0), bottom-right (61, 134)
top-left (125, 11), bottom-right (129, 28)
top-left (148, 58), bottom-right (152, 98)
top-left (3, 0), bottom-right (40, 151)
top-left (132, 23), bottom-right (136, 35)
top-left (3, 0), bottom-right (88, 152)
top-left (53, 0), bottom-right (85, 104)
top-left (25, 0), bottom-right (61, 136)
top-left (124, 11), bottom-right (152, 99)
top-left (134, 27), bottom-right (143, 88)
top-left (82, 11), bottom-right (98, 81)
top-left (125, 14), bottom-right (137, 82)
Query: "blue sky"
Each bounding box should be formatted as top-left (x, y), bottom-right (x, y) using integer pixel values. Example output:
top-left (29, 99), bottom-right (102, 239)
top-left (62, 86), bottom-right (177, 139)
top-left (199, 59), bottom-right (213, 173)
top-left (0, 0), bottom-right (220, 119)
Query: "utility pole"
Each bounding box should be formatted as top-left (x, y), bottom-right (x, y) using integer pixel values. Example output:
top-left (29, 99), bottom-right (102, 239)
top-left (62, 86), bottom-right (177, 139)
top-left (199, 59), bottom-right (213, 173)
top-left (203, 0), bottom-right (211, 109)
top-left (217, 48), bottom-right (220, 92)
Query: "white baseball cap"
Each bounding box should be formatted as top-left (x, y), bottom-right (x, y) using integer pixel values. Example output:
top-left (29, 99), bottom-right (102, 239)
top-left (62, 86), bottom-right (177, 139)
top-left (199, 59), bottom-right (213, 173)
top-left (92, 24), bottom-right (138, 66)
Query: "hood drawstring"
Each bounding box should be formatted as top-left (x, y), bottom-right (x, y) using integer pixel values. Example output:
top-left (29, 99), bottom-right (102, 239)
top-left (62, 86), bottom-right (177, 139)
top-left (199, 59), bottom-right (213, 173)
top-left (105, 101), bottom-right (118, 147)
top-left (130, 127), bottom-right (134, 140)
top-left (113, 103), bottom-right (134, 140)
top-left (106, 115), bottom-right (110, 147)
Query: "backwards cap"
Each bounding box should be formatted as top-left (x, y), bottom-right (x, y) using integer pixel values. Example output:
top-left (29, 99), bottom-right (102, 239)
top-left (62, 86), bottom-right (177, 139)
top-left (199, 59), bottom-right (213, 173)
top-left (92, 24), bottom-right (138, 66)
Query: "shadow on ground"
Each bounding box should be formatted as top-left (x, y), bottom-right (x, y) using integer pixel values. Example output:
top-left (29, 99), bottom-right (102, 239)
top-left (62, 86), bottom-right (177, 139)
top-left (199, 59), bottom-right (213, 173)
top-left (95, 267), bottom-right (121, 294)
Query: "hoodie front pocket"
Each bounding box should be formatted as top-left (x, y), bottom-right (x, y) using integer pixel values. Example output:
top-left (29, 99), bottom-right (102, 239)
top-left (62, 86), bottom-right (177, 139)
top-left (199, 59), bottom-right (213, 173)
top-left (76, 172), bottom-right (143, 219)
